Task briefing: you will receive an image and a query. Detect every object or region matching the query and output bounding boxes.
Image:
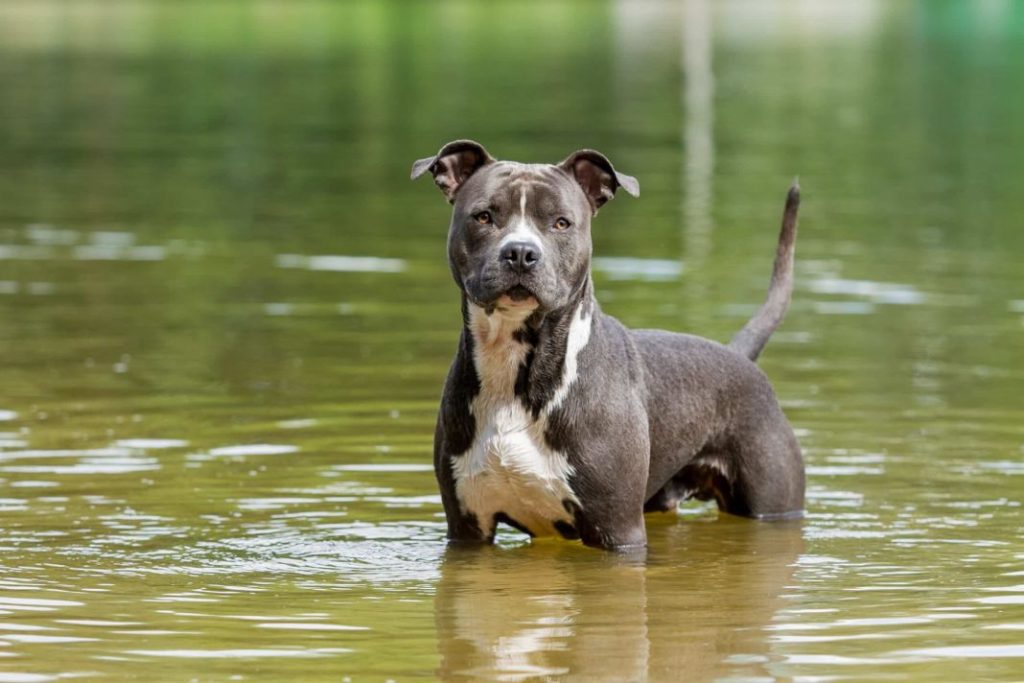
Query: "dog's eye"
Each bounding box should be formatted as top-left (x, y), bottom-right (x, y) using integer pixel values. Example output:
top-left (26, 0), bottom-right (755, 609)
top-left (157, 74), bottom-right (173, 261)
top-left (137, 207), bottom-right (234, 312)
top-left (473, 211), bottom-right (492, 225)
top-left (554, 217), bottom-right (571, 231)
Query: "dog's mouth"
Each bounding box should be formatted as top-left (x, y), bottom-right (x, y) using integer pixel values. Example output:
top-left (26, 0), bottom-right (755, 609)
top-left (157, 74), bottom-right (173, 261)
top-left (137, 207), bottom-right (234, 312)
top-left (485, 284), bottom-right (540, 317)
top-left (465, 271), bottom-right (544, 314)
top-left (504, 284), bottom-right (535, 302)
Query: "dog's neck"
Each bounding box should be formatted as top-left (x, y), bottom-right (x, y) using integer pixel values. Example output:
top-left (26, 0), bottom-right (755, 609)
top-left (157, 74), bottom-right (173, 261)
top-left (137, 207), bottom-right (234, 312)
top-left (462, 278), bottom-right (595, 417)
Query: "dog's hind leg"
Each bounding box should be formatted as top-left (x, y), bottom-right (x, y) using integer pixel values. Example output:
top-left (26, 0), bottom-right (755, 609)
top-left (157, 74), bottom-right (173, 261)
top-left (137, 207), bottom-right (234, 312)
top-left (726, 424), bottom-right (805, 519)
top-left (656, 428), bottom-right (804, 519)
top-left (691, 423), bottom-right (804, 519)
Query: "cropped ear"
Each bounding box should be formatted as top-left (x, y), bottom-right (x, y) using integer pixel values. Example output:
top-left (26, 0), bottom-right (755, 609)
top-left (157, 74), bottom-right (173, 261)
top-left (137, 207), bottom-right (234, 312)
top-left (410, 139), bottom-right (494, 203)
top-left (558, 149), bottom-right (639, 214)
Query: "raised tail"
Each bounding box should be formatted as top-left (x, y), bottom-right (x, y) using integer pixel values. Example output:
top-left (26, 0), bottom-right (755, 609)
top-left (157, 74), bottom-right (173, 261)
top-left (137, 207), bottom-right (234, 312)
top-left (728, 181), bottom-right (801, 361)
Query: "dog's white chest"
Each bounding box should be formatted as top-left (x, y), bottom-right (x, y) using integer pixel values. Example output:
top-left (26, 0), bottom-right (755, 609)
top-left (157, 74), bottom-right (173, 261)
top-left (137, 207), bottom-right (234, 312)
top-left (453, 401), bottom-right (577, 538)
top-left (449, 301), bottom-right (590, 539)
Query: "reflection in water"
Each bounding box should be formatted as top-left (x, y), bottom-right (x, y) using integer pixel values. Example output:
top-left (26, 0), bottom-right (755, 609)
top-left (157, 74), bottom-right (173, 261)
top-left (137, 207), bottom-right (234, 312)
top-left (591, 256), bottom-right (684, 282)
top-left (682, 0), bottom-right (715, 308)
top-left (435, 520), bottom-right (803, 681)
top-left (275, 254), bottom-right (407, 273)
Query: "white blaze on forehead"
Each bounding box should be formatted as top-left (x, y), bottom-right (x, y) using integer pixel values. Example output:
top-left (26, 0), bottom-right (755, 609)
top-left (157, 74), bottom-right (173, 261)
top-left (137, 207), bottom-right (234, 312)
top-left (498, 186), bottom-right (544, 251)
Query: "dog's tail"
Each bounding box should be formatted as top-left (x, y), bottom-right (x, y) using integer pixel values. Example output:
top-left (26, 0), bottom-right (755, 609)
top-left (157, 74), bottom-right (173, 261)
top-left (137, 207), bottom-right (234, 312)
top-left (728, 181), bottom-right (800, 362)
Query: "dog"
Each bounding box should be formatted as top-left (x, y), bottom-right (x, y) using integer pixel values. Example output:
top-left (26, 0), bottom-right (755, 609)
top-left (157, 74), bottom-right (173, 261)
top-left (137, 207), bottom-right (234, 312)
top-left (412, 140), bottom-right (804, 551)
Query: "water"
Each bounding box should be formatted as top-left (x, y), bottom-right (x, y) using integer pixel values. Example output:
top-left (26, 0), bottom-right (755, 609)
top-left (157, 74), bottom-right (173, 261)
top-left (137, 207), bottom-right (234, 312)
top-left (1, 1), bottom-right (1023, 680)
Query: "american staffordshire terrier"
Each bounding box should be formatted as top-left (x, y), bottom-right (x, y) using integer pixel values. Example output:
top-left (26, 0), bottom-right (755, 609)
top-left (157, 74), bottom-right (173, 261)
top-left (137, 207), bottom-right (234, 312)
top-left (412, 140), bottom-right (804, 550)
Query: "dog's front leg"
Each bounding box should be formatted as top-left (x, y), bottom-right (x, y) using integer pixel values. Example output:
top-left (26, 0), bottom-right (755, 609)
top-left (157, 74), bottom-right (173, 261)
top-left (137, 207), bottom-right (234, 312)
top-left (436, 461), bottom-right (489, 545)
top-left (568, 423), bottom-right (651, 552)
top-left (434, 416), bottom-right (490, 546)
top-left (578, 516), bottom-right (648, 552)
top-left (574, 487), bottom-right (648, 552)
top-left (443, 509), bottom-right (489, 545)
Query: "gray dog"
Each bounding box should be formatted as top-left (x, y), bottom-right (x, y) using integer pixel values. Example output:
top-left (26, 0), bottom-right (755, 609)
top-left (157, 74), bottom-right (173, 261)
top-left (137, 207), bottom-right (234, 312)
top-left (412, 140), bottom-right (804, 551)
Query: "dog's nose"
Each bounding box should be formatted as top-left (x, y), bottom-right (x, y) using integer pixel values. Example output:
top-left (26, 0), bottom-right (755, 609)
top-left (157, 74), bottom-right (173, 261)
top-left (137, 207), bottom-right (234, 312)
top-left (500, 241), bottom-right (541, 273)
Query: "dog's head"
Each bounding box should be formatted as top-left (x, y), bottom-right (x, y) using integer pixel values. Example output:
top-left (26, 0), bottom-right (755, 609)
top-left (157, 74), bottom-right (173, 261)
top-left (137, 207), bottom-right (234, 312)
top-left (411, 140), bottom-right (638, 315)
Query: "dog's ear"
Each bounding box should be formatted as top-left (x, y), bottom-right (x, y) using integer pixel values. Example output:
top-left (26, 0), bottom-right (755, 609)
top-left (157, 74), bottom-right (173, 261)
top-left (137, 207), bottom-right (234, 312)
top-left (410, 140), bottom-right (494, 203)
top-left (558, 149), bottom-right (639, 214)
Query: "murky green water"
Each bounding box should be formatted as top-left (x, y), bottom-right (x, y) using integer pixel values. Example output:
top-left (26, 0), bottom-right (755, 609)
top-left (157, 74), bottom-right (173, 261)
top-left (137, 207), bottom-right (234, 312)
top-left (1, 2), bottom-right (1023, 681)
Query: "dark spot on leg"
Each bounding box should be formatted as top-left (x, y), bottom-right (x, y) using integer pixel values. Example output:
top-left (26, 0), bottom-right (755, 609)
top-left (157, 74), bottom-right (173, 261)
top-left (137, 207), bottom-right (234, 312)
top-left (494, 512), bottom-right (535, 537)
top-left (557, 499), bottom-right (583, 539)
top-left (512, 326), bottom-right (539, 346)
top-left (554, 520), bottom-right (580, 540)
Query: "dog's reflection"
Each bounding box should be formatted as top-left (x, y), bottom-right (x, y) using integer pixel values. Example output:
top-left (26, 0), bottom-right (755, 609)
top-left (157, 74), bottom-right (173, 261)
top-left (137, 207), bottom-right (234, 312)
top-left (435, 517), bottom-right (803, 681)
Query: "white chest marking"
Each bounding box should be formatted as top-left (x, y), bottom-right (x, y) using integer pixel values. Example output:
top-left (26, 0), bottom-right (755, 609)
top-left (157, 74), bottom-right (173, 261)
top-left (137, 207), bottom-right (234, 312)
top-left (452, 301), bottom-right (593, 538)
